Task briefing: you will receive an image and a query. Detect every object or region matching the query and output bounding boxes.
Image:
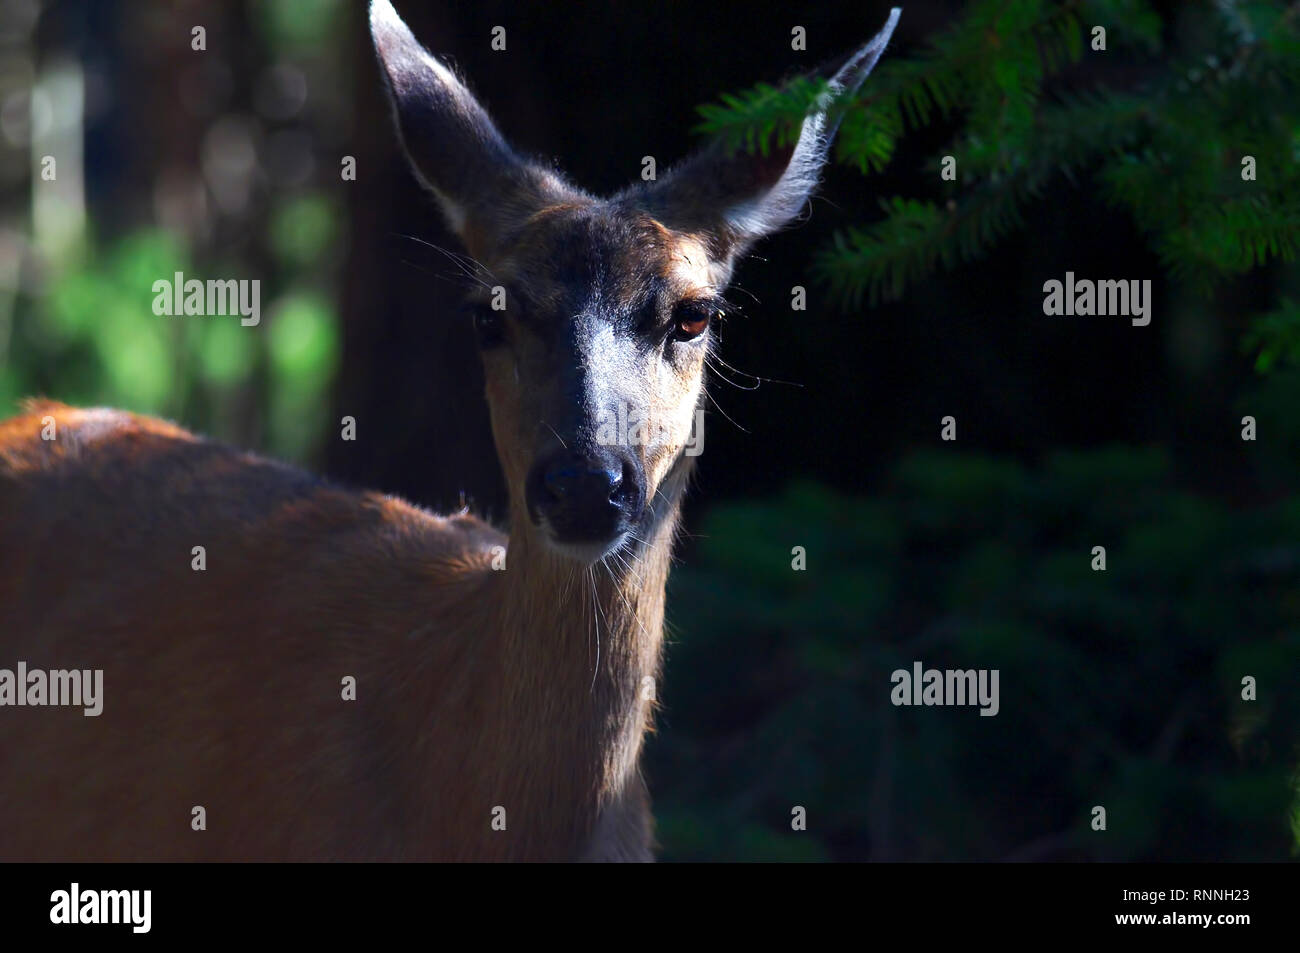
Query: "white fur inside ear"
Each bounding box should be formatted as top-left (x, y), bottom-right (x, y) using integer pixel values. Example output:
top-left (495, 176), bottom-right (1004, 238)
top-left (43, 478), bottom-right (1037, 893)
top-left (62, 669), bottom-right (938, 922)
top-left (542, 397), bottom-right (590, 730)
top-left (718, 10), bottom-right (899, 242)
top-left (439, 196), bottom-right (468, 234)
top-left (421, 179), bottom-right (468, 234)
top-left (721, 111), bottom-right (829, 238)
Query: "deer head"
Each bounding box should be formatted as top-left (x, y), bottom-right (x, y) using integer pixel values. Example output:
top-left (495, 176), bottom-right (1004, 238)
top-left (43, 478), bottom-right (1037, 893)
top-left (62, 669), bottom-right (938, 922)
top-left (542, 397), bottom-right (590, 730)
top-left (371, 0), bottom-right (899, 563)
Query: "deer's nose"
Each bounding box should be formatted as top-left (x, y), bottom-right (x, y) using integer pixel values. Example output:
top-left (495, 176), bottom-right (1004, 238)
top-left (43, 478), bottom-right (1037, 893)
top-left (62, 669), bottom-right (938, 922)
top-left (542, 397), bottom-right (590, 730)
top-left (526, 448), bottom-right (646, 552)
top-left (543, 458), bottom-right (621, 501)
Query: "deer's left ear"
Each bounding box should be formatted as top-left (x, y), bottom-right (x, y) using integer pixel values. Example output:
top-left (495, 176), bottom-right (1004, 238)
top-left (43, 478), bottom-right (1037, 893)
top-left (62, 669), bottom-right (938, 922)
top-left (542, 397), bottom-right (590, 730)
top-left (369, 0), bottom-right (584, 255)
top-left (636, 8), bottom-right (900, 259)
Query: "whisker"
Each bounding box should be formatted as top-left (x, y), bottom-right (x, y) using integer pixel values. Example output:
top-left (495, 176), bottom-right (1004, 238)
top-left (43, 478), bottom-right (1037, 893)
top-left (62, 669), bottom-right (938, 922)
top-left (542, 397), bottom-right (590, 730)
top-left (397, 233), bottom-right (496, 291)
top-left (610, 548), bottom-right (645, 587)
top-left (588, 566), bottom-right (606, 693)
top-left (605, 552), bottom-right (654, 648)
top-left (708, 352), bottom-right (805, 389)
top-left (398, 233), bottom-right (497, 279)
top-left (705, 356), bottom-right (762, 391)
top-left (702, 386), bottom-right (749, 435)
top-left (539, 420), bottom-right (568, 450)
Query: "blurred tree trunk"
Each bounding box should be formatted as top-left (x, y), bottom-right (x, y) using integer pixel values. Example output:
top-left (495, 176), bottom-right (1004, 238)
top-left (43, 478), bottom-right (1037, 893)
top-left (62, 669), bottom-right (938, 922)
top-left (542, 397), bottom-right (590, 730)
top-left (328, 2), bottom-right (506, 518)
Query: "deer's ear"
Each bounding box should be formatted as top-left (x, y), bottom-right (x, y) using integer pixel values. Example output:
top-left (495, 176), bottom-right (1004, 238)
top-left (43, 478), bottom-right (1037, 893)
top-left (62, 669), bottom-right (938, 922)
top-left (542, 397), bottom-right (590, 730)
top-left (638, 8), bottom-right (900, 259)
top-left (369, 0), bottom-right (579, 250)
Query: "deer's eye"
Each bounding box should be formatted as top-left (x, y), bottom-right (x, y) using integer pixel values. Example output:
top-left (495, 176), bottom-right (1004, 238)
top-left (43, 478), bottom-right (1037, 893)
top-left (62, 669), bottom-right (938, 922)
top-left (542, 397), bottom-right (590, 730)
top-left (672, 302), bottom-right (715, 342)
top-left (469, 306), bottom-right (506, 348)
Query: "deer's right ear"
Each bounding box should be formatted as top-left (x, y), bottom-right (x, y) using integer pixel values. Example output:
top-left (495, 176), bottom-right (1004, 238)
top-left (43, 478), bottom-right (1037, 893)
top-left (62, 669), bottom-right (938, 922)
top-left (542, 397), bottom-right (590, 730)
top-left (369, 0), bottom-right (576, 250)
top-left (635, 9), bottom-right (900, 263)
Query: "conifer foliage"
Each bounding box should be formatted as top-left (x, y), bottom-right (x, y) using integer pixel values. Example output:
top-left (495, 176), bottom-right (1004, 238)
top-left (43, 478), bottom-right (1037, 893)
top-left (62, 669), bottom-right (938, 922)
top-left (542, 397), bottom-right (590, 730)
top-left (695, 0), bottom-right (1300, 369)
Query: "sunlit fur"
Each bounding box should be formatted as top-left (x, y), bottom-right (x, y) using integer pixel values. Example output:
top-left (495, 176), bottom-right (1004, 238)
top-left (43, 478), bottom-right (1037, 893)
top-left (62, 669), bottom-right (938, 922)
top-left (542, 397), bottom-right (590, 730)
top-left (0, 1), bottom-right (898, 861)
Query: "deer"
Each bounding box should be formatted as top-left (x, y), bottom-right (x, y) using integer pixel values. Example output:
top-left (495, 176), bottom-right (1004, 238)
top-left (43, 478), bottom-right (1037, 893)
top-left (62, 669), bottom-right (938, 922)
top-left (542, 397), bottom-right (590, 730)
top-left (0, 0), bottom-right (899, 861)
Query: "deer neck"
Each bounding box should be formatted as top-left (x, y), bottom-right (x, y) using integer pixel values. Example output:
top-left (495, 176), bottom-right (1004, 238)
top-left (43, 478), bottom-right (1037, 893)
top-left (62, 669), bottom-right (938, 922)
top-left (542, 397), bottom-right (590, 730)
top-left (481, 458), bottom-right (690, 846)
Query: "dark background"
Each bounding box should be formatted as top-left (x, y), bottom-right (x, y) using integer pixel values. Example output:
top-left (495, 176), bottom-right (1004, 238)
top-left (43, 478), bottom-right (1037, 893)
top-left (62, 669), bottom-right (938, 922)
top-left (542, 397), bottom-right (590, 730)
top-left (340, 0), bottom-right (1253, 516)
top-left (1, 0), bottom-right (1295, 861)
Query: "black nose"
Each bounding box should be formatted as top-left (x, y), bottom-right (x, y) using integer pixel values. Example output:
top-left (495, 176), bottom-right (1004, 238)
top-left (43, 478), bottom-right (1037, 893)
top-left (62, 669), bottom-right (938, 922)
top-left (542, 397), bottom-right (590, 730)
top-left (526, 448), bottom-right (646, 546)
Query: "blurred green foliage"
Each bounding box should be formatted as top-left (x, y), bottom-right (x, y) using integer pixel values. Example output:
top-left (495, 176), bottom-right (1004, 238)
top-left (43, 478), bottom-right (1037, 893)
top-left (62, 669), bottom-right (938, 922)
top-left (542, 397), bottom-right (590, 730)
top-left (650, 447), bottom-right (1300, 861)
top-left (0, 221), bottom-right (341, 460)
top-left (258, 0), bottom-right (347, 50)
top-left (0, 0), bottom-right (347, 460)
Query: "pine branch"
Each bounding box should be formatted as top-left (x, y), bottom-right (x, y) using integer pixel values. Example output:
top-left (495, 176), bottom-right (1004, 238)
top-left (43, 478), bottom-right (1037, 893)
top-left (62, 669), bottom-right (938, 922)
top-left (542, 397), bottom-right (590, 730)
top-left (813, 180), bottom-right (1041, 308)
top-left (1243, 297), bottom-right (1300, 373)
top-left (694, 0), bottom-right (1089, 156)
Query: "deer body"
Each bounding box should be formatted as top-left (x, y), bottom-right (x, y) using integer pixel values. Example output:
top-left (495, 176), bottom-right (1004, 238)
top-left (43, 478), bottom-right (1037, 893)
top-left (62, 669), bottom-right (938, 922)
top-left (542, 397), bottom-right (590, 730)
top-left (0, 401), bottom-right (665, 860)
top-left (0, 2), bottom-right (898, 861)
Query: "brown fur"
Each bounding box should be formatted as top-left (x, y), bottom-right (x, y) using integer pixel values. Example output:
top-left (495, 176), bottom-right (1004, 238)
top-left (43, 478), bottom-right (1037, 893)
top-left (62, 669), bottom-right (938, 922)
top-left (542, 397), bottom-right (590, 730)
top-left (0, 401), bottom-right (671, 860)
top-left (0, 0), bottom-right (899, 862)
